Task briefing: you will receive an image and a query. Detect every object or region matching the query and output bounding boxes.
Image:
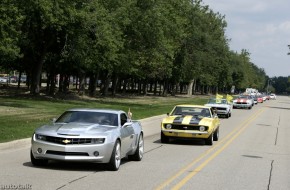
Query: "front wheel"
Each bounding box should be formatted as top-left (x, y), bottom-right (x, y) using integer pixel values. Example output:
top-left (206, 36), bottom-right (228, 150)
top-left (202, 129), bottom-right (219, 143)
top-left (107, 140), bottom-right (121, 171)
top-left (213, 128), bottom-right (219, 141)
top-left (205, 133), bottom-right (213, 145)
top-left (128, 133), bottom-right (144, 161)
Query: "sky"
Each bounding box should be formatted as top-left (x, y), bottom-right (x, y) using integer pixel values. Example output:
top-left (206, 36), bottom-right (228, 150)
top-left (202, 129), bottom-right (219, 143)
top-left (202, 0), bottom-right (290, 77)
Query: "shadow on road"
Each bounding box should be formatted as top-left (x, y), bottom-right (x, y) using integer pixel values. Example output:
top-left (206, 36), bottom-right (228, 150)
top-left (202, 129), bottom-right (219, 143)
top-left (22, 158), bottom-right (132, 172)
top-left (153, 138), bottom-right (207, 146)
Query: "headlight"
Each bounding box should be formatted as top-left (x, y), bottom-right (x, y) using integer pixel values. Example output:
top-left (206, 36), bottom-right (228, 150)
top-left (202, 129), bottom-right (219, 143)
top-left (165, 124), bottom-right (172, 129)
top-left (91, 138), bottom-right (105, 144)
top-left (199, 126), bottom-right (206, 132)
top-left (35, 134), bottom-right (47, 141)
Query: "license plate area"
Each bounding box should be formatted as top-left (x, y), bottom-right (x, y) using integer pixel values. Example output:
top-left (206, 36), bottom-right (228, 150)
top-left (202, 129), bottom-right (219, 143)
top-left (173, 132), bottom-right (196, 137)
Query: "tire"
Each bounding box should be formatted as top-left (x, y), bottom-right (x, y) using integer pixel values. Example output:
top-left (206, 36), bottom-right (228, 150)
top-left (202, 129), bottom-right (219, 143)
top-left (213, 127), bottom-right (219, 141)
top-left (30, 150), bottom-right (48, 166)
top-left (107, 140), bottom-right (121, 171)
top-left (229, 112), bottom-right (232, 117)
top-left (161, 132), bottom-right (169, 143)
top-left (205, 133), bottom-right (213, 145)
top-left (248, 106), bottom-right (252, 110)
top-left (225, 113), bottom-right (229, 118)
top-left (128, 133), bottom-right (144, 161)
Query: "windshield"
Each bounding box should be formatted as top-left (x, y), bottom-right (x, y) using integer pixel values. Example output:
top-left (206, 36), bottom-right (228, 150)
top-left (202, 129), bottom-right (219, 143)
top-left (208, 99), bottom-right (227, 104)
top-left (56, 111), bottom-right (118, 126)
top-left (171, 107), bottom-right (211, 118)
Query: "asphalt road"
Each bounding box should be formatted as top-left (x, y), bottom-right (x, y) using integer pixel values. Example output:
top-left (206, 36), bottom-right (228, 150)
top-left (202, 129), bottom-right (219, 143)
top-left (0, 96), bottom-right (289, 190)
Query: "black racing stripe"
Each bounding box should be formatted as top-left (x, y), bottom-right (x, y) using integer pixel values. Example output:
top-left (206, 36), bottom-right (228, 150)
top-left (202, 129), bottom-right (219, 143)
top-left (189, 117), bottom-right (202, 125)
top-left (173, 117), bottom-right (184, 124)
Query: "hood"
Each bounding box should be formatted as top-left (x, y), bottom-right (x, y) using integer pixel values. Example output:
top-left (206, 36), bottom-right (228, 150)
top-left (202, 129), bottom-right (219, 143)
top-left (162, 115), bottom-right (212, 126)
top-left (35, 122), bottom-right (116, 137)
top-left (233, 98), bottom-right (250, 103)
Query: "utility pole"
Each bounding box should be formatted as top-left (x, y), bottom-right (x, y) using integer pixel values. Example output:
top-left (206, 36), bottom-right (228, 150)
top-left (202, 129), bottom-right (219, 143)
top-left (288, 45), bottom-right (290, 55)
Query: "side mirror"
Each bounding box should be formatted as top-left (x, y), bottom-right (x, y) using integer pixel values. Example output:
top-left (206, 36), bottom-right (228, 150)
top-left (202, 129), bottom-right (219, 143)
top-left (122, 122), bottom-right (132, 128)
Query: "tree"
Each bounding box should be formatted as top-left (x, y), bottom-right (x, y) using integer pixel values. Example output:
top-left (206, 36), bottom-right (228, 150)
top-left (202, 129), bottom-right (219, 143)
top-left (0, 0), bottom-right (22, 70)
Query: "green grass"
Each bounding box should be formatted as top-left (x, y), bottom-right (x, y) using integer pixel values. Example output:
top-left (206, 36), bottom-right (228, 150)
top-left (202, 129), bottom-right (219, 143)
top-left (0, 96), bottom-right (208, 143)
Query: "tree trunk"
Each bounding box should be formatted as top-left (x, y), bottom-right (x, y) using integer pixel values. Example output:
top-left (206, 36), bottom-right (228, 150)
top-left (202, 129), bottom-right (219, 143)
top-left (30, 53), bottom-right (45, 95)
top-left (78, 73), bottom-right (86, 96)
top-left (88, 73), bottom-right (97, 97)
top-left (187, 79), bottom-right (194, 96)
top-left (154, 80), bottom-right (158, 95)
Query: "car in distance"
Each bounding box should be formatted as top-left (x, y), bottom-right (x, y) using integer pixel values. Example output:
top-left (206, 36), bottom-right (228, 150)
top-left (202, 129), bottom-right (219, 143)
top-left (204, 98), bottom-right (232, 118)
top-left (161, 105), bottom-right (220, 145)
top-left (257, 95), bottom-right (264, 103)
top-left (31, 108), bottom-right (144, 171)
top-left (233, 95), bottom-right (254, 109)
top-left (269, 94), bottom-right (276, 100)
top-left (0, 77), bottom-right (8, 83)
top-left (252, 95), bottom-right (258, 104)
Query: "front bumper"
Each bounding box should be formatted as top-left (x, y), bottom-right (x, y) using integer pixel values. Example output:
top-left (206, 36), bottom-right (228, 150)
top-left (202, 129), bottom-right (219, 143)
top-left (161, 129), bottom-right (211, 139)
top-left (233, 103), bottom-right (251, 108)
top-left (31, 136), bottom-right (114, 163)
top-left (216, 110), bottom-right (230, 115)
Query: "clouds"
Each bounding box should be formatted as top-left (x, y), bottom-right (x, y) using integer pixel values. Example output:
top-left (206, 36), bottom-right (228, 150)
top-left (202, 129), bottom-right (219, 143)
top-left (202, 0), bottom-right (290, 77)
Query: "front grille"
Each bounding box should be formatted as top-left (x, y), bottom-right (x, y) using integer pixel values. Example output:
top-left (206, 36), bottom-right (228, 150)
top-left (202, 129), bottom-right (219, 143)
top-left (43, 136), bottom-right (92, 145)
top-left (171, 125), bottom-right (208, 131)
top-left (46, 150), bottom-right (89, 156)
top-left (212, 107), bottom-right (227, 110)
top-left (236, 102), bottom-right (248, 104)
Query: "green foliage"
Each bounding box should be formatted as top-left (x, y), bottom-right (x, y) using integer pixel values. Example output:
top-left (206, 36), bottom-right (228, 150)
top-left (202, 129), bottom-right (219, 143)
top-left (0, 0), bottom-right (22, 66)
top-left (271, 76), bottom-right (290, 94)
top-left (0, 0), bottom-right (270, 95)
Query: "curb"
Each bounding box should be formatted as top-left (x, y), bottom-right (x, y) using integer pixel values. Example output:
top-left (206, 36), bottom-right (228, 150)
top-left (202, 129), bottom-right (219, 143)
top-left (0, 138), bottom-right (31, 151)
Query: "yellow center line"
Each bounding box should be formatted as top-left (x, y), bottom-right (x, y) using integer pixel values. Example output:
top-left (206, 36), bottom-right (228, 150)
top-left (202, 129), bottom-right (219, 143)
top-left (155, 107), bottom-right (266, 190)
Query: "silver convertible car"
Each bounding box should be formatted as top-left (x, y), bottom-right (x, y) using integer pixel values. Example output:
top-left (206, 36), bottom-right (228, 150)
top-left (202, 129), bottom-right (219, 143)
top-left (30, 108), bottom-right (144, 171)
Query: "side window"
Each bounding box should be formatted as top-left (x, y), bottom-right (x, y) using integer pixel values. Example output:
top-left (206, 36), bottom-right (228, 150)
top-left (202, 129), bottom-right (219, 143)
top-left (120, 113), bottom-right (128, 126)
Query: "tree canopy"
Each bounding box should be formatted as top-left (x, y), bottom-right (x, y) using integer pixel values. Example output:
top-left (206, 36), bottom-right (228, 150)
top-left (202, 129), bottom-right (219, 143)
top-left (0, 0), bottom-right (276, 96)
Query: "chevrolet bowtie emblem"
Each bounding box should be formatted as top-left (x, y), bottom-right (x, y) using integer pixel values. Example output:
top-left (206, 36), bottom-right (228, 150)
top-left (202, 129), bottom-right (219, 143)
top-left (62, 139), bottom-right (71, 144)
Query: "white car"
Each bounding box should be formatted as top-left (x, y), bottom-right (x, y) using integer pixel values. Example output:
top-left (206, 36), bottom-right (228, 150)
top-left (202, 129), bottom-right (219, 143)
top-left (233, 95), bottom-right (254, 109)
top-left (204, 98), bottom-right (232, 118)
top-left (269, 94), bottom-right (276, 100)
top-left (0, 77), bottom-right (8, 83)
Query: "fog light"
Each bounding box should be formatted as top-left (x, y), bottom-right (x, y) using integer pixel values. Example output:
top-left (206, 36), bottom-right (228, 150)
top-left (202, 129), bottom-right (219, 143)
top-left (37, 148), bottom-right (42, 154)
top-left (93, 151), bottom-right (99, 157)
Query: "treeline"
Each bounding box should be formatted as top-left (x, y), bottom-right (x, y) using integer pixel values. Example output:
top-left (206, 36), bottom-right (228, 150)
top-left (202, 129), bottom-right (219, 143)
top-left (271, 77), bottom-right (290, 94)
top-left (0, 0), bottom-right (269, 96)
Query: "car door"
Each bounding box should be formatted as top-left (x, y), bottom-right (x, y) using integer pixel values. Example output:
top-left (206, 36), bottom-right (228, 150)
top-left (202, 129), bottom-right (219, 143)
top-left (119, 113), bottom-right (135, 156)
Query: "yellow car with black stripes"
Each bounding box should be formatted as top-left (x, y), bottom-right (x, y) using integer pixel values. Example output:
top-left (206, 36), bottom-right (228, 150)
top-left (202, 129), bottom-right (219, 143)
top-left (161, 105), bottom-right (220, 145)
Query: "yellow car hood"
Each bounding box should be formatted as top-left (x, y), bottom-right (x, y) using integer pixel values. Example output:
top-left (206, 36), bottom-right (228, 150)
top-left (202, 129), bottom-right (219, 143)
top-left (163, 115), bottom-right (213, 126)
